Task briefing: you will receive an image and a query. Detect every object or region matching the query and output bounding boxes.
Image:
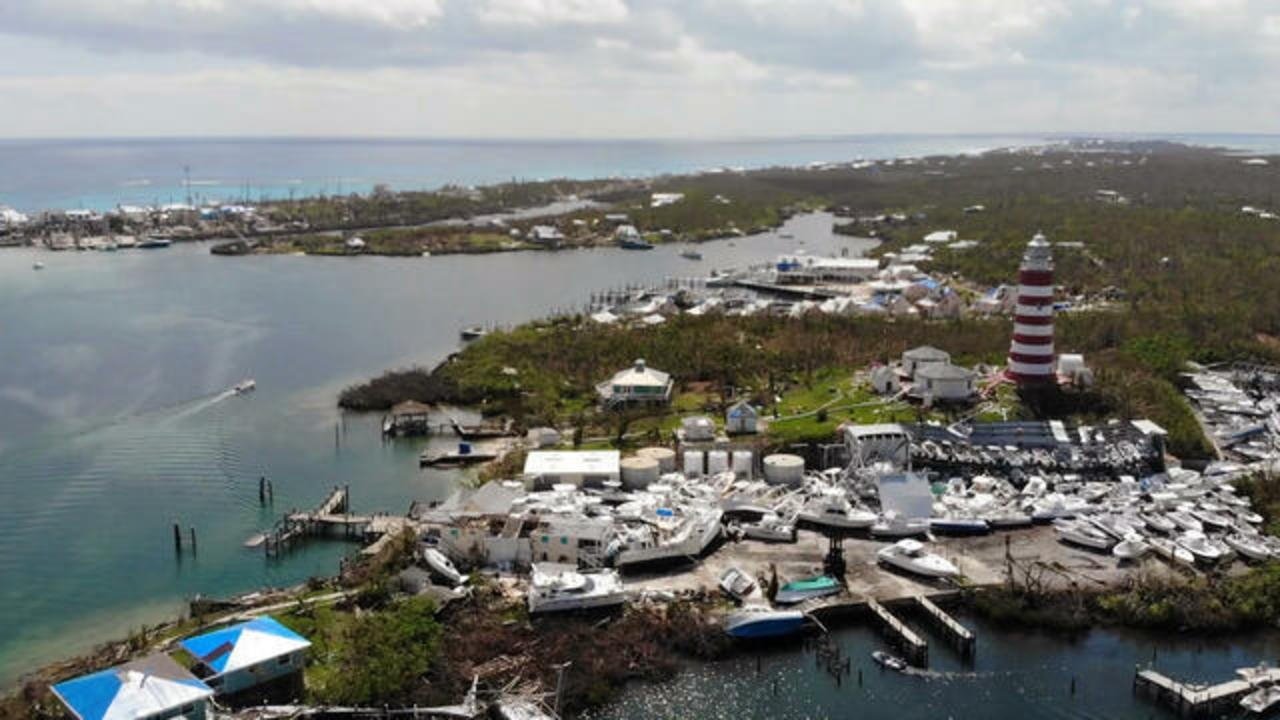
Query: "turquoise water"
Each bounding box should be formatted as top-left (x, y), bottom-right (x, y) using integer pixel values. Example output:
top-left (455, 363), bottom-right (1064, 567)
top-left (4, 133), bottom-right (1279, 213)
top-left (590, 612), bottom-right (1280, 720)
top-left (0, 212), bottom-right (872, 685)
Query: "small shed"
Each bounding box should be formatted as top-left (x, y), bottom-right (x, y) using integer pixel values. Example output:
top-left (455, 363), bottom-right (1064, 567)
top-left (595, 359), bottom-right (673, 407)
top-left (725, 401), bottom-right (758, 435)
top-left (870, 365), bottom-right (900, 395)
top-left (52, 654), bottom-right (215, 720)
top-left (180, 617), bottom-right (311, 700)
top-left (523, 450), bottom-right (621, 489)
top-left (910, 363), bottom-right (976, 402)
top-left (902, 345), bottom-right (950, 375)
top-left (679, 415), bottom-right (717, 442)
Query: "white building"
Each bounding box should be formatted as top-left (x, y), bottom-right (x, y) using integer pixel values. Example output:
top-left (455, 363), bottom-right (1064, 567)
top-left (523, 450), bottom-right (621, 488)
top-left (528, 225), bottom-right (565, 244)
top-left (725, 400), bottom-right (759, 435)
top-left (910, 363), bottom-right (976, 402)
top-left (923, 230), bottom-right (958, 244)
top-left (902, 345), bottom-right (950, 375)
top-left (776, 255), bottom-right (880, 284)
top-left (870, 365), bottom-right (901, 395)
top-left (679, 415), bottom-right (717, 442)
top-left (650, 192), bottom-right (685, 207)
top-left (596, 359), bottom-right (673, 406)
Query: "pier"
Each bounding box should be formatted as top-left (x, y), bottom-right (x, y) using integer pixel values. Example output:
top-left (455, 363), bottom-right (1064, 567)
top-left (730, 278), bottom-right (840, 300)
top-left (913, 595), bottom-right (975, 661)
top-left (1133, 666), bottom-right (1280, 718)
top-left (866, 598), bottom-right (928, 668)
top-left (263, 486), bottom-right (414, 558)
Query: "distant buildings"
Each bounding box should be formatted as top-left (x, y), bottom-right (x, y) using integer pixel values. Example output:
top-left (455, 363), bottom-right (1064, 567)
top-left (523, 450), bottom-right (621, 488)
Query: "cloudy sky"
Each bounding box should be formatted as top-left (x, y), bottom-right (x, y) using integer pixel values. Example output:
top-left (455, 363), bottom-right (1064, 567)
top-left (0, 0), bottom-right (1276, 138)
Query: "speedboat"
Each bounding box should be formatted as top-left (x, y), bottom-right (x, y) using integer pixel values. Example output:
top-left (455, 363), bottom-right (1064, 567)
top-left (1176, 531), bottom-right (1224, 564)
top-left (233, 379), bottom-right (256, 394)
top-left (1225, 533), bottom-right (1274, 562)
top-left (527, 564), bottom-right (628, 613)
top-left (1166, 510), bottom-right (1203, 533)
top-left (724, 605), bottom-right (807, 639)
top-left (1240, 684), bottom-right (1280, 714)
top-left (797, 488), bottom-right (876, 530)
top-left (1140, 511), bottom-right (1176, 535)
top-left (679, 249), bottom-right (703, 261)
top-left (1149, 536), bottom-right (1197, 568)
top-left (423, 547), bottom-right (465, 585)
top-left (774, 575), bottom-right (841, 605)
top-left (872, 650), bottom-right (908, 672)
top-left (719, 566), bottom-right (758, 601)
top-left (32, 261), bottom-right (44, 270)
top-left (741, 513), bottom-right (796, 543)
top-left (1054, 519), bottom-right (1114, 551)
top-left (870, 512), bottom-right (930, 538)
top-left (876, 539), bottom-right (960, 579)
top-left (1112, 532), bottom-right (1151, 561)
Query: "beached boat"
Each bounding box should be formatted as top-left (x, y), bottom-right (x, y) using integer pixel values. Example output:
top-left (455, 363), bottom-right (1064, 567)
top-left (1176, 531), bottom-right (1225, 564)
top-left (233, 379), bottom-right (256, 394)
top-left (1240, 684), bottom-right (1280, 714)
top-left (1149, 536), bottom-right (1197, 567)
top-left (872, 650), bottom-right (908, 672)
top-left (1166, 510), bottom-right (1203, 533)
top-left (1054, 519), bottom-right (1114, 551)
top-left (612, 505), bottom-right (723, 567)
top-left (718, 566), bottom-right (758, 601)
top-left (527, 564), bottom-right (628, 614)
top-left (870, 512), bottom-right (930, 538)
top-left (741, 512), bottom-right (796, 542)
top-left (929, 517), bottom-right (991, 536)
top-left (774, 575), bottom-right (841, 605)
top-left (138, 237), bottom-right (172, 249)
top-left (1225, 533), bottom-right (1274, 562)
top-left (1112, 532), bottom-right (1151, 561)
top-left (423, 547), bottom-right (465, 585)
top-left (1140, 511), bottom-right (1176, 535)
top-left (876, 539), bottom-right (960, 579)
top-left (797, 488), bottom-right (876, 530)
top-left (618, 237), bottom-right (654, 250)
top-left (724, 606), bottom-right (807, 639)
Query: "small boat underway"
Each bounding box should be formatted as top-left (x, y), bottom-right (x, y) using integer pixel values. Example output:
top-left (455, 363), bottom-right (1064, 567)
top-left (872, 650), bottom-right (908, 672)
top-left (877, 539), bottom-right (960, 579)
top-left (233, 379), bottom-right (256, 394)
top-left (724, 605), bottom-right (807, 639)
top-left (1240, 684), bottom-right (1280, 714)
top-left (527, 563), bottom-right (628, 614)
top-left (679, 249), bottom-right (703, 260)
top-left (774, 575), bottom-right (841, 605)
top-left (32, 261), bottom-right (44, 270)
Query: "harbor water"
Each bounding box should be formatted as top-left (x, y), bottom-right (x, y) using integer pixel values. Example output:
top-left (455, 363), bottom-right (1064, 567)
top-left (0, 212), bottom-right (869, 685)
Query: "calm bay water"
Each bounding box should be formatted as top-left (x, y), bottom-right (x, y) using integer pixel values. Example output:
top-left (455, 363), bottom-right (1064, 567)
top-left (3, 133), bottom-right (1280, 213)
top-left (0, 213), bottom-right (870, 685)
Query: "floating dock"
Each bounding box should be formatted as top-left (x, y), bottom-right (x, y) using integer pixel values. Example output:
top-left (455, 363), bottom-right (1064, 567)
top-left (1133, 665), bottom-right (1280, 718)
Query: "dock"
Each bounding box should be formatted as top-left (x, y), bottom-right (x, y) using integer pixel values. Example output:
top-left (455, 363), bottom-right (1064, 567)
top-left (1133, 666), bottom-right (1280, 718)
top-left (865, 598), bottom-right (928, 668)
top-left (263, 486), bottom-right (415, 558)
top-left (730, 279), bottom-right (840, 300)
top-left (913, 595), bottom-right (975, 661)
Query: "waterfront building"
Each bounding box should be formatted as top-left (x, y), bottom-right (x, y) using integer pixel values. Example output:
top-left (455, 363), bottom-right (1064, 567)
top-left (384, 400), bottom-right (431, 437)
top-left (51, 654), bottom-right (214, 720)
top-left (595, 359), bottom-right (673, 407)
top-left (1007, 231), bottom-right (1056, 384)
top-left (179, 616), bottom-right (310, 702)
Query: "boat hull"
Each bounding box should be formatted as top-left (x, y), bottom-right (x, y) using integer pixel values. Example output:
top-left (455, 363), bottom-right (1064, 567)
top-left (725, 611), bottom-right (806, 639)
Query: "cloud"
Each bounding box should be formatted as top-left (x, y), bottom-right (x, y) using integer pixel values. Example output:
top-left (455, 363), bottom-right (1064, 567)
top-left (0, 0), bottom-right (1276, 136)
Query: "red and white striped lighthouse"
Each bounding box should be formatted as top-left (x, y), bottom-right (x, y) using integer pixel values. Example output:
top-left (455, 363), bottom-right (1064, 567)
top-left (1007, 231), bottom-right (1056, 384)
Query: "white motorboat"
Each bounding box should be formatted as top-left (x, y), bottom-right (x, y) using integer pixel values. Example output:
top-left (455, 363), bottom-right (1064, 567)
top-left (718, 566), bottom-right (759, 601)
top-left (32, 261), bottom-right (44, 270)
top-left (1191, 507), bottom-right (1233, 530)
top-left (1140, 512), bottom-right (1176, 535)
top-left (527, 563), bottom-right (628, 613)
top-left (872, 650), bottom-right (908, 672)
top-left (613, 505), bottom-right (723, 567)
top-left (423, 547), bottom-right (465, 585)
top-left (724, 605), bottom-right (807, 639)
top-left (797, 487), bottom-right (877, 530)
top-left (1054, 519), bottom-right (1114, 551)
top-left (1225, 534), bottom-right (1274, 562)
top-left (233, 378), bottom-right (256, 394)
top-left (1236, 509), bottom-right (1265, 525)
top-left (741, 512), bottom-right (796, 543)
top-left (870, 512), bottom-right (930, 538)
top-left (876, 539), bottom-right (960, 579)
top-left (1149, 536), bottom-right (1197, 568)
top-left (1166, 510), bottom-right (1203, 533)
top-left (1176, 531), bottom-right (1225, 564)
top-left (1240, 684), bottom-right (1280, 714)
top-left (1112, 532), bottom-right (1151, 561)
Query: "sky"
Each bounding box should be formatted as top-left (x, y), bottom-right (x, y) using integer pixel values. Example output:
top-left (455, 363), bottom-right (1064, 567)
top-left (0, 0), bottom-right (1277, 139)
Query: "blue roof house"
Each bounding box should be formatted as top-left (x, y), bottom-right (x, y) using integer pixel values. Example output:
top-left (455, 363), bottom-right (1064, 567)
top-left (51, 654), bottom-right (214, 720)
top-left (179, 617), bottom-right (310, 700)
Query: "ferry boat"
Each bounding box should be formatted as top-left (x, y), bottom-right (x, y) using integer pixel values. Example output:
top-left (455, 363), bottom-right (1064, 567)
top-left (527, 563), bottom-right (627, 613)
top-left (774, 575), bottom-right (841, 605)
top-left (876, 539), bottom-right (960, 579)
top-left (724, 605), bottom-right (806, 639)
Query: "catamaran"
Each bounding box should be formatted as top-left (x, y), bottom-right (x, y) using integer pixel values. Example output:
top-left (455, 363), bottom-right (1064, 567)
top-left (527, 563), bottom-right (628, 613)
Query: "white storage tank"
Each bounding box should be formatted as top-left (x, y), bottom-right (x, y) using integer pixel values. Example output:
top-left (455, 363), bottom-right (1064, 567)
top-left (763, 453), bottom-right (805, 486)
top-left (637, 446), bottom-right (677, 474)
top-left (620, 456), bottom-right (661, 489)
top-left (731, 450), bottom-right (753, 479)
top-left (683, 449), bottom-right (705, 476)
top-left (706, 449), bottom-right (729, 475)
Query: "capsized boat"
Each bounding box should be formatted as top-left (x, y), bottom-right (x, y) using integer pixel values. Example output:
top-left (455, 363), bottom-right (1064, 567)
top-left (876, 539), bottom-right (960, 579)
top-left (423, 547), bottom-right (465, 585)
top-left (741, 512), bottom-right (796, 543)
top-left (724, 605), bottom-right (807, 639)
top-left (774, 575), bottom-right (841, 605)
top-left (1112, 532), bottom-right (1151, 561)
top-left (719, 566), bottom-right (758, 601)
top-left (527, 563), bottom-right (628, 613)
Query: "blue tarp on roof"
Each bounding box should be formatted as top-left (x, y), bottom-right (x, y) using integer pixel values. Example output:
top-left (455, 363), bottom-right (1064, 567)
top-left (179, 616), bottom-right (310, 676)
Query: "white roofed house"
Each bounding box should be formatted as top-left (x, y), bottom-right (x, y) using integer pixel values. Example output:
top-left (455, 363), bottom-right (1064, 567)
top-left (901, 345), bottom-right (950, 375)
top-left (596, 359), bottom-right (673, 408)
top-left (522, 450), bottom-right (621, 489)
top-left (909, 362), bottom-right (976, 403)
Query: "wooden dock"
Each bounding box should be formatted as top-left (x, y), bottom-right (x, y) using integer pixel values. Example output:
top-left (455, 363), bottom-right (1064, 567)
top-left (263, 486), bottom-right (414, 558)
top-left (1133, 666), bottom-right (1280, 718)
top-left (914, 595), bottom-right (975, 661)
top-left (866, 598), bottom-right (928, 668)
top-left (730, 279), bottom-right (840, 300)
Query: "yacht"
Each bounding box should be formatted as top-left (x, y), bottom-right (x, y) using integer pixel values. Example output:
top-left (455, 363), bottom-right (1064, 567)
top-left (724, 605), bottom-right (807, 639)
top-left (423, 547), bottom-right (465, 585)
top-left (527, 564), bottom-right (628, 613)
top-left (740, 512), bottom-right (796, 542)
top-left (774, 575), bottom-right (841, 605)
top-left (1112, 532), bottom-right (1151, 561)
top-left (612, 505), bottom-right (723, 567)
top-left (876, 539), bottom-right (960, 579)
top-left (797, 488), bottom-right (876, 530)
top-left (1054, 519), bottom-right (1115, 551)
